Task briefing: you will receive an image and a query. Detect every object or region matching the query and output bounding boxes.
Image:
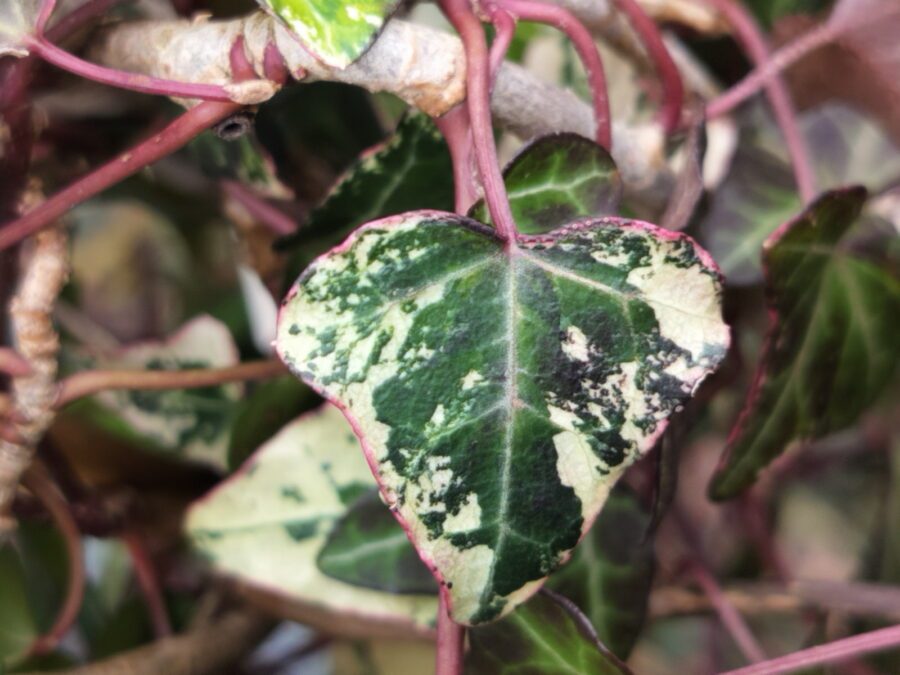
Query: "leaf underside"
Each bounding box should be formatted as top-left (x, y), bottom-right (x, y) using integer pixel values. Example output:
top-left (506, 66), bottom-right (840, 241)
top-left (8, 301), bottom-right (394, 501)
top-left (276, 212), bottom-right (728, 624)
top-left (187, 404), bottom-right (437, 633)
top-left (469, 133), bottom-right (622, 234)
top-left (711, 187), bottom-right (900, 498)
top-left (261, 0), bottom-right (401, 68)
top-left (0, 0), bottom-right (37, 58)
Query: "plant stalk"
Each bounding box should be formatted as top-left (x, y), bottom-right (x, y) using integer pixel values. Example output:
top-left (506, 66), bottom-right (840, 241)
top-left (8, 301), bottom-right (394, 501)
top-left (0, 101), bottom-right (241, 250)
top-left (436, 592), bottom-right (465, 675)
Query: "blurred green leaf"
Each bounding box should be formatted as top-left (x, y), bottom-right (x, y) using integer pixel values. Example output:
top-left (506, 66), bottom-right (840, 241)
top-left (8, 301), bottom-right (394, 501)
top-left (711, 187), bottom-right (900, 498)
top-left (470, 133), bottom-right (622, 234)
top-left (317, 490), bottom-right (438, 595)
top-left (547, 486), bottom-right (654, 659)
top-left (467, 591), bottom-right (632, 674)
top-left (0, 547), bottom-right (38, 666)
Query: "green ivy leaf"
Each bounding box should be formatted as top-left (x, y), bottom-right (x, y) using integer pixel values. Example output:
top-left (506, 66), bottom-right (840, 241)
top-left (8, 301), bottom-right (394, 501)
top-left (278, 112), bottom-right (454, 291)
top-left (65, 315), bottom-right (242, 471)
top-left (469, 133), bottom-right (622, 234)
top-left (186, 404), bottom-right (437, 636)
top-left (547, 485), bottom-right (653, 659)
top-left (318, 489), bottom-right (439, 595)
top-left (466, 591), bottom-right (632, 674)
top-left (276, 213), bottom-right (728, 624)
top-left (710, 187), bottom-right (900, 499)
top-left (260, 0), bottom-right (402, 68)
top-left (0, 547), bottom-right (37, 666)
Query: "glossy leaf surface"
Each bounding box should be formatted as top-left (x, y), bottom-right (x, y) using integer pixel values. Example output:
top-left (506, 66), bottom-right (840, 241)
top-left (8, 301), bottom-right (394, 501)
top-left (466, 591), bottom-right (631, 674)
top-left (186, 404), bottom-right (437, 635)
top-left (470, 133), bottom-right (622, 234)
top-left (277, 212), bottom-right (728, 623)
top-left (548, 485), bottom-right (654, 658)
top-left (711, 187), bottom-right (900, 498)
top-left (260, 0), bottom-right (401, 68)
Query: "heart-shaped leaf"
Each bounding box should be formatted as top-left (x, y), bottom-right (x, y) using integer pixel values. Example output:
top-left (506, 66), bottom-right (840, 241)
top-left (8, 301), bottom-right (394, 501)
top-left (547, 485), bottom-right (654, 658)
top-left (466, 590), bottom-right (631, 674)
top-left (276, 213), bottom-right (728, 624)
top-left (260, 0), bottom-right (402, 69)
top-left (711, 187), bottom-right (900, 499)
top-left (469, 133), bottom-right (622, 234)
top-left (186, 404), bottom-right (437, 637)
top-left (318, 489), bottom-right (439, 595)
top-left (65, 316), bottom-right (242, 471)
top-left (0, 0), bottom-right (37, 58)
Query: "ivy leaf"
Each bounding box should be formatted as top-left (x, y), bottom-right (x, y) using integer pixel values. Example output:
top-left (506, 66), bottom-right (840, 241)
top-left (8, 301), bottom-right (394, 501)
top-left (701, 104), bottom-right (900, 285)
top-left (547, 485), bottom-right (653, 659)
top-left (318, 490), bottom-right (439, 595)
top-left (710, 187), bottom-right (900, 499)
top-left (65, 316), bottom-right (242, 471)
top-left (469, 133), bottom-right (622, 234)
top-left (278, 112), bottom-right (454, 291)
top-left (0, 0), bottom-right (37, 58)
top-left (466, 590), bottom-right (632, 674)
top-left (276, 213), bottom-right (729, 624)
top-left (186, 404), bottom-right (438, 637)
top-left (259, 0), bottom-right (402, 69)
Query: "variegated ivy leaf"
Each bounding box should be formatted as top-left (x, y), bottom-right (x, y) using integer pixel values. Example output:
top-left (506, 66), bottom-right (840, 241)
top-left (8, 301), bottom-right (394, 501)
top-left (711, 187), bottom-right (900, 498)
top-left (67, 316), bottom-right (241, 471)
top-left (467, 591), bottom-right (631, 674)
top-left (276, 212), bottom-right (729, 624)
top-left (547, 484), bottom-right (653, 658)
top-left (259, 0), bottom-right (402, 69)
top-left (469, 133), bottom-right (622, 234)
top-left (186, 404), bottom-right (438, 636)
top-left (0, 0), bottom-right (37, 58)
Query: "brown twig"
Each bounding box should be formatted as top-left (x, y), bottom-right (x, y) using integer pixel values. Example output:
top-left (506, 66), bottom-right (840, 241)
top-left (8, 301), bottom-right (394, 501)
top-left (0, 226), bottom-right (68, 532)
top-left (22, 464), bottom-right (85, 656)
top-left (123, 530), bottom-right (172, 638)
top-left (54, 359), bottom-right (286, 408)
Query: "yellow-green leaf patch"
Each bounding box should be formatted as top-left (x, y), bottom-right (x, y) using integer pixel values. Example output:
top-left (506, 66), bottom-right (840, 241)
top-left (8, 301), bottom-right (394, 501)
top-left (276, 212), bottom-right (728, 624)
top-left (260, 0), bottom-right (402, 69)
top-left (186, 404), bottom-right (437, 635)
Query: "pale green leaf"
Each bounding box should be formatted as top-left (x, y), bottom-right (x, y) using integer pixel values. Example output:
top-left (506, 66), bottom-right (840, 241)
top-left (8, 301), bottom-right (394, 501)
top-left (67, 315), bottom-right (242, 471)
top-left (711, 187), bottom-right (900, 498)
top-left (276, 213), bottom-right (728, 624)
top-left (186, 404), bottom-right (437, 636)
top-left (260, 0), bottom-right (402, 68)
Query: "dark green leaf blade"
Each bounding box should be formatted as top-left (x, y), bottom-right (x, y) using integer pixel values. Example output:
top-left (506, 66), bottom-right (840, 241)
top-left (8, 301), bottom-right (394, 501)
top-left (260, 0), bottom-right (402, 68)
top-left (466, 590), bottom-right (632, 675)
top-left (547, 485), bottom-right (653, 658)
top-left (276, 213), bottom-right (728, 624)
top-left (711, 187), bottom-right (900, 499)
top-left (318, 490), bottom-right (438, 595)
top-left (470, 133), bottom-right (622, 234)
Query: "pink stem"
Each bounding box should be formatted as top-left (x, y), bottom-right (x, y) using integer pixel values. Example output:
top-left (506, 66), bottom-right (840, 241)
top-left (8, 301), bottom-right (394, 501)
top-left (0, 347), bottom-right (32, 377)
top-left (23, 468), bottom-right (85, 656)
top-left (487, 7), bottom-right (517, 91)
top-left (706, 3), bottom-right (900, 118)
top-left (498, 0), bottom-right (612, 150)
top-left (25, 37), bottom-right (233, 102)
top-left (436, 592), bottom-right (465, 675)
top-left (221, 180), bottom-right (297, 236)
top-left (434, 105), bottom-right (479, 214)
top-left (229, 36), bottom-right (258, 82)
top-left (35, 0), bottom-right (58, 34)
top-left (701, 0), bottom-right (816, 203)
top-left (123, 530), bottom-right (172, 638)
top-left (264, 41), bottom-right (290, 85)
top-left (0, 101), bottom-right (240, 250)
top-left (719, 624), bottom-right (900, 675)
top-left (611, 0), bottom-right (684, 133)
top-left (691, 561), bottom-right (768, 664)
top-left (440, 0), bottom-right (518, 241)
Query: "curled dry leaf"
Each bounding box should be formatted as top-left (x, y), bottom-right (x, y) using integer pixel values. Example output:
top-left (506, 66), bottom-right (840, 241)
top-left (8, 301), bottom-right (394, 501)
top-left (276, 213), bottom-right (728, 624)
